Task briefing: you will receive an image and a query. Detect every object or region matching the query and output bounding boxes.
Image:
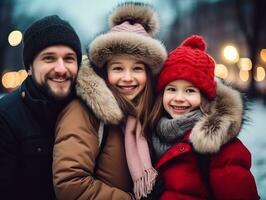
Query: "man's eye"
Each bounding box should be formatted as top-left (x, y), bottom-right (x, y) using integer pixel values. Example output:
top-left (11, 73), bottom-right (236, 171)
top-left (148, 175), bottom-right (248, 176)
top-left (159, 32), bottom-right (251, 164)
top-left (64, 56), bottom-right (76, 63)
top-left (43, 56), bottom-right (55, 62)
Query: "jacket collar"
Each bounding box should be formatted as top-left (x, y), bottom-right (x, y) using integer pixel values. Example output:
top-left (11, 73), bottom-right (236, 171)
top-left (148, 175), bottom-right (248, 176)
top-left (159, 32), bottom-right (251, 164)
top-left (20, 76), bottom-right (73, 129)
top-left (75, 58), bottom-right (123, 124)
top-left (189, 79), bottom-right (244, 153)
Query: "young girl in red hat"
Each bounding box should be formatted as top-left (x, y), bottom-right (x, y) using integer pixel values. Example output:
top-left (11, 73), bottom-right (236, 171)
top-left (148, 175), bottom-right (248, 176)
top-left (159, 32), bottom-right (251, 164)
top-left (149, 35), bottom-right (259, 200)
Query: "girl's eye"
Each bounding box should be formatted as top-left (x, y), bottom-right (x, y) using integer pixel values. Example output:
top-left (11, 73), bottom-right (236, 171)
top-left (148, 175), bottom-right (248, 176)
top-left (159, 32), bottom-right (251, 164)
top-left (112, 66), bottom-right (123, 71)
top-left (186, 88), bottom-right (197, 93)
top-left (133, 66), bottom-right (145, 72)
top-left (165, 87), bottom-right (175, 92)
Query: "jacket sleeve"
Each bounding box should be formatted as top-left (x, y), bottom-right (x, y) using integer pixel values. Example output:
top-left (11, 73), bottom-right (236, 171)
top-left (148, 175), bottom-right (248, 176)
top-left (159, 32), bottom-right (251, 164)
top-left (0, 114), bottom-right (17, 198)
top-left (209, 138), bottom-right (259, 200)
top-left (53, 100), bottom-right (133, 200)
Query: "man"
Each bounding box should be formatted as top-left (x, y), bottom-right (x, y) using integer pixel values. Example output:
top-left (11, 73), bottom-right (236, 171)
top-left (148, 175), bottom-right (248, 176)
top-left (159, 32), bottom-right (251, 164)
top-left (0, 15), bottom-right (82, 200)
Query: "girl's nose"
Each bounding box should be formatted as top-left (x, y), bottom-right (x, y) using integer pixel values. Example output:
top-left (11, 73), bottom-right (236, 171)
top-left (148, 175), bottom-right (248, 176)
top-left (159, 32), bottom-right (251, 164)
top-left (121, 70), bottom-right (133, 82)
top-left (173, 91), bottom-right (185, 101)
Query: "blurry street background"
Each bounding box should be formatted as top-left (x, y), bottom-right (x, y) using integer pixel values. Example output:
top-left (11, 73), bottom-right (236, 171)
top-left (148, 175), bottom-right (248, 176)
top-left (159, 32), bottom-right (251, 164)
top-left (0, 0), bottom-right (266, 198)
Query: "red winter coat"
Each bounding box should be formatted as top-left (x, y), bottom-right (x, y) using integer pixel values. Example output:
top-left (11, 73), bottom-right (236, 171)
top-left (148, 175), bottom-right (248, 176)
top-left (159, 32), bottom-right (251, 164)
top-left (154, 81), bottom-right (259, 200)
top-left (155, 134), bottom-right (259, 200)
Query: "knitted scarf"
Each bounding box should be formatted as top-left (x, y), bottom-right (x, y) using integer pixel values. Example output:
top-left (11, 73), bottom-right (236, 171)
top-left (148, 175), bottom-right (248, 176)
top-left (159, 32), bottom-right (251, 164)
top-left (124, 116), bottom-right (158, 200)
top-left (152, 109), bottom-right (203, 160)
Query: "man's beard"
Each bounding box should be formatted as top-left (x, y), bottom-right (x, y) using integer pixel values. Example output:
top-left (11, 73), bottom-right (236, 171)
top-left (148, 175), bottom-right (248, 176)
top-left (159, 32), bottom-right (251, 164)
top-left (32, 73), bottom-right (76, 101)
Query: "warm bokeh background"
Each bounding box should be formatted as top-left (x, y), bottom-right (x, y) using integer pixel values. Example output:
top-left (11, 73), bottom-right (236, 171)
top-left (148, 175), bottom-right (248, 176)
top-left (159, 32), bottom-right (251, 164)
top-left (1, 0), bottom-right (265, 198)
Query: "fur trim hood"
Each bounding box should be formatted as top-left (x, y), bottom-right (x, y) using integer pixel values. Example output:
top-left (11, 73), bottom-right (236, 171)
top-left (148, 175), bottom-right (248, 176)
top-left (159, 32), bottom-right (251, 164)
top-left (88, 2), bottom-right (167, 75)
top-left (76, 57), bottom-right (123, 124)
top-left (190, 79), bottom-right (244, 153)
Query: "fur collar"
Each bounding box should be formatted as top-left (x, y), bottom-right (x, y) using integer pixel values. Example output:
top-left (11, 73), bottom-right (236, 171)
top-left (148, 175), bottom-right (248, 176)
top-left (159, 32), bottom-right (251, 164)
top-left (190, 79), bottom-right (244, 153)
top-left (76, 58), bottom-right (123, 124)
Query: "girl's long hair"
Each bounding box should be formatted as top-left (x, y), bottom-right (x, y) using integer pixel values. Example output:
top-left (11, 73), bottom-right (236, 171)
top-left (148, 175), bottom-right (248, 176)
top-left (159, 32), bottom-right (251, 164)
top-left (147, 92), bottom-right (164, 137)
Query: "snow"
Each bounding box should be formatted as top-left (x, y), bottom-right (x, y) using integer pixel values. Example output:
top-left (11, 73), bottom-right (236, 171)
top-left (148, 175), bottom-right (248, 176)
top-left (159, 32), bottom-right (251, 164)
top-left (239, 100), bottom-right (266, 199)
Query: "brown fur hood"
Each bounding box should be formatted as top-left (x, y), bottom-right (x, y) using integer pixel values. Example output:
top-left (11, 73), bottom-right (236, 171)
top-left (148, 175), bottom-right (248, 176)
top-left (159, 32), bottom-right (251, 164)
top-left (190, 79), bottom-right (244, 153)
top-left (76, 58), bottom-right (123, 125)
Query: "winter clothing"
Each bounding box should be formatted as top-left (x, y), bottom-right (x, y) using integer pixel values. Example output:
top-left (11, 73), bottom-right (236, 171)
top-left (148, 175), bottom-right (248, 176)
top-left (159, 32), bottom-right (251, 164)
top-left (156, 137), bottom-right (259, 200)
top-left (154, 81), bottom-right (259, 200)
top-left (23, 15), bottom-right (82, 69)
top-left (157, 35), bottom-right (216, 100)
top-left (53, 60), bottom-right (134, 200)
top-left (0, 77), bottom-right (72, 200)
top-left (124, 116), bottom-right (158, 199)
top-left (88, 2), bottom-right (167, 74)
top-left (152, 34), bottom-right (259, 199)
top-left (152, 109), bottom-right (202, 160)
top-left (53, 3), bottom-right (167, 199)
top-left (156, 109), bottom-right (202, 143)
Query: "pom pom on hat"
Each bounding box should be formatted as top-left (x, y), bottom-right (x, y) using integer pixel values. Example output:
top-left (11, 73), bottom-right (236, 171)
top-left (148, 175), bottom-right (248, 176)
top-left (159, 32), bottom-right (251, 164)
top-left (181, 35), bottom-right (206, 51)
top-left (157, 35), bottom-right (216, 100)
top-left (109, 2), bottom-right (159, 36)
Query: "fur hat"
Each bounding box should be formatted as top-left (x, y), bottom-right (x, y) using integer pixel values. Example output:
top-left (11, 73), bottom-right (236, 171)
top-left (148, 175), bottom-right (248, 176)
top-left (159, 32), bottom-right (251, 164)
top-left (23, 15), bottom-right (82, 70)
top-left (157, 35), bottom-right (216, 100)
top-left (88, 2), bottom-right (167, 74)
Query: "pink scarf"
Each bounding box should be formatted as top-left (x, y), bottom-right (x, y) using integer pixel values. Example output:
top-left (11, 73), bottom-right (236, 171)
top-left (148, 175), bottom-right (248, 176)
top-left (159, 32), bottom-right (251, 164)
top-left (124, 116), bottom-right (158, 200)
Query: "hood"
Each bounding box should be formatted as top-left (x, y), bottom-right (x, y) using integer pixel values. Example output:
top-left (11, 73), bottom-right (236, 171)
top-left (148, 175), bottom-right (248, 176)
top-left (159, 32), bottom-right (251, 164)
top-left (190, 79), bottom-right (244, 153)
top-left (76, 57), bottom-right (123, 124)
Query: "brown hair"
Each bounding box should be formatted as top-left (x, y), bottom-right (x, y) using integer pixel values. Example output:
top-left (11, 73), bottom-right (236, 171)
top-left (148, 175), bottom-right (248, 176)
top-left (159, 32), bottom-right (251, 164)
top-left (93, 61), bottom-right (155, 135)
top-left (147, 92), bottom-right (163, 137)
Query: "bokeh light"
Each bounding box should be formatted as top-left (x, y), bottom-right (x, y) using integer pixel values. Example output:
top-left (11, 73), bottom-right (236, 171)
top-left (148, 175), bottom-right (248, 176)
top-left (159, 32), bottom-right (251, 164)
top-left (215, 64), bottom-right (228, 79)
top-left (1, 70), bottom-right (28, 89)
top-left (260, 49), bottom-right (266, 62)
top-left (237, 58), bottom-right (252, 71)
top-left (223, 45), bottom-right (239, 63)
top-left (255, 66), bottom-right (265, 82)
top-left (239, 69), bottom-right (249, 82)
top-left (8, 30), bottom-right (23, 46)
top-left (18, 69), bottom-right (28, 84)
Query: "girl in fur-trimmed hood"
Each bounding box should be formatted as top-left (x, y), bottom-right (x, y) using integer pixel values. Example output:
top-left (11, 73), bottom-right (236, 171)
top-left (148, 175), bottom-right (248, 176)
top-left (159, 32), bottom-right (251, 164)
top-left (53, 2), bottom-right (167, 200)
top-left (149, 35), bottom-right (259, 200)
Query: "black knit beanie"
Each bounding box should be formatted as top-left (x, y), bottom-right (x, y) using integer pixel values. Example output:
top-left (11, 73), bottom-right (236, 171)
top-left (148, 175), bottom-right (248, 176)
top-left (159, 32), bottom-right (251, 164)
top-left (23, 15), bottom-right (82, 70)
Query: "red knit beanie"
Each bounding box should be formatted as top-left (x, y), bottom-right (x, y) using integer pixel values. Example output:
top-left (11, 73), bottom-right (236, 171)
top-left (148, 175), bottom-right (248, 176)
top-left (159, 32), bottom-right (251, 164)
top-left (157, 35), bottom-right (216, 100)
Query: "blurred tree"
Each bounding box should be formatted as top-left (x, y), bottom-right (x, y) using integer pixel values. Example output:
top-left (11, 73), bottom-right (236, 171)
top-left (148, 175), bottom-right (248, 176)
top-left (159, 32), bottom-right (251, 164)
top-left (0, 0), bottom-right (34, 94)
top-left (0, 0), bottom-right (14, 86)
top-left (235, 0), bottom-right (266, 99)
